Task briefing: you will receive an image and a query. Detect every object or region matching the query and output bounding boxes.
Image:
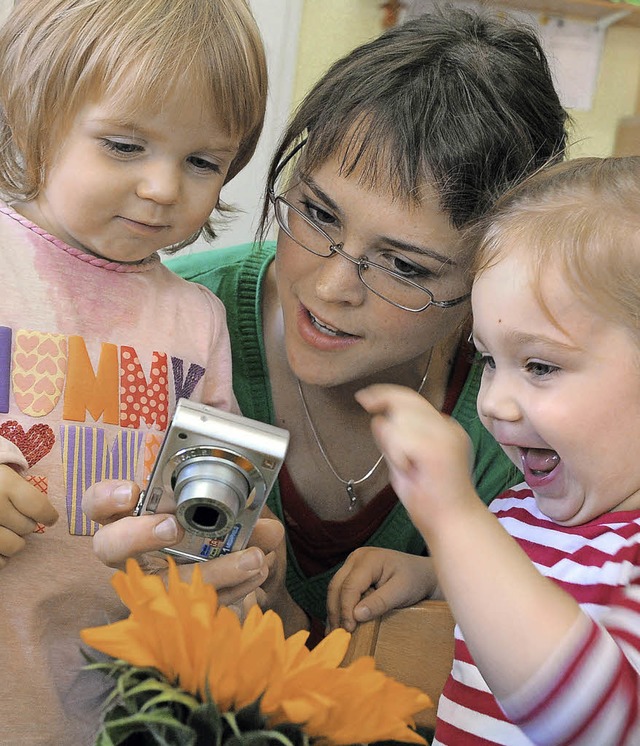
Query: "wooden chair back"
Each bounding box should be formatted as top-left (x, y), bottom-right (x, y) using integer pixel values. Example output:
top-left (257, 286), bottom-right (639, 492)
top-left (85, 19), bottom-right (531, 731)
top-left (342, 600), bottom-right (455, 731)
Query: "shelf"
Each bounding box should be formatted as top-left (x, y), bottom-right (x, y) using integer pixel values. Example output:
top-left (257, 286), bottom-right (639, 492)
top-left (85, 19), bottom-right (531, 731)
top-left (488, 0), bottom-right (640, 27)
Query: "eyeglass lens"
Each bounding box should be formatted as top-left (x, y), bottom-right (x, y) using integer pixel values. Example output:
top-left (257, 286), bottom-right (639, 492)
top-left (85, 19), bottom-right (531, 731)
top-left (275, 198), bottom-right (440, 311)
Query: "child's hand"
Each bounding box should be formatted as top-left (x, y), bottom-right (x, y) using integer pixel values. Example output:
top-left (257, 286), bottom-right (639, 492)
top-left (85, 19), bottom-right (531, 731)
top-left (0, 464), bottom-right (58, 567)
top-left (327, 547), bottom-right (438, 632)
top-left (355, 384), bottom-right (476, 538)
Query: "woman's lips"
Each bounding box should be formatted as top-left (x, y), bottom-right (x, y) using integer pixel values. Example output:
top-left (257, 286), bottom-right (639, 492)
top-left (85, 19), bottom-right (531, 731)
top-left (296, 304), bottom-right (360, 351)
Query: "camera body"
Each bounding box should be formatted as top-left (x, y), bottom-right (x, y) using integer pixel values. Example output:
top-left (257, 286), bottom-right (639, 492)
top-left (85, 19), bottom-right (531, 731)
top-left (134, 398), bottom-right (289, 563)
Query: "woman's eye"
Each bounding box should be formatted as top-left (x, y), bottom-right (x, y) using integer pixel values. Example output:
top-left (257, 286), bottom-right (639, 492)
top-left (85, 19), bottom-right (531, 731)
top-left (188, 156), bottom-right (221, 173)
top-left (102, 139), bottom-right (142, 156)
top-left (379, 253), bottom-right (433, 280)
top-left (300, 199), bottom-right (337, 228)
top-left (526, 360), bottom-right (559, 377)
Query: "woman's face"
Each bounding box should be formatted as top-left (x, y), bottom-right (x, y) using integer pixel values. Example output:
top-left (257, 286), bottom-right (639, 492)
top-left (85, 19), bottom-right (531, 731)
top-left (274, 156), bottom-right (471, 387)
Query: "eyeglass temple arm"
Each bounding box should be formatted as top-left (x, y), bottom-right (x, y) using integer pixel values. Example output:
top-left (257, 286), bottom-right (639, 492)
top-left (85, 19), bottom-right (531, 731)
top-left (432, 292), bottom-right (471, 308)
top-left (270, 137), bottom-right (309, 192)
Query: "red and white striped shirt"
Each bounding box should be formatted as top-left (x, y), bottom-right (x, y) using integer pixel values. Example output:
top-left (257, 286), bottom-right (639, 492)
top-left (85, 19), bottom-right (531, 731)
top-left (434, 484), bottom-right (640, 745)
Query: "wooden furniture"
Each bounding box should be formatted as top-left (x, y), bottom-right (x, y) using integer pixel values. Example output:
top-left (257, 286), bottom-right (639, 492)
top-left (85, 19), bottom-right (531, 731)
top-left (489, 0), bottom-right (640, 27)
top-left (342, 600), bottom-right (455, 731)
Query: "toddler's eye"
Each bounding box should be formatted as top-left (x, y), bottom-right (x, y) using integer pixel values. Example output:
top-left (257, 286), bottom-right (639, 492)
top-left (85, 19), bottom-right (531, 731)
top-left (102, 139), bottom-right (142, 155)
top-left (526, 360), bottom-right (559, 377)
top-left (188, 156), bottom-right (220, 173)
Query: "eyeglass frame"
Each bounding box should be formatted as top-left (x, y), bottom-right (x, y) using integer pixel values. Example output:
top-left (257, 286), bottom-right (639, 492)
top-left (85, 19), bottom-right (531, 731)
top-left (267, 139), bottom-right (471, 313)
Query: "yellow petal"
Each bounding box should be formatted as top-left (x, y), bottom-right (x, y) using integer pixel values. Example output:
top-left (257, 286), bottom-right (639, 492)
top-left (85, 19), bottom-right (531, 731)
top-left (81, 559), bottom-right (431, 746)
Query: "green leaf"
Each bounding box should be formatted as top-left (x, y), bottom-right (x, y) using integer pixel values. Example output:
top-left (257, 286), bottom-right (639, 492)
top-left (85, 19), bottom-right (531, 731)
top-left (188, 700), bottom-right (224, 746)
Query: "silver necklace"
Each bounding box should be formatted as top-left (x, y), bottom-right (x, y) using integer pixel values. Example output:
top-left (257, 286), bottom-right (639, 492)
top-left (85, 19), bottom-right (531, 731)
top-left (295, 352), bottom-right (433, 511)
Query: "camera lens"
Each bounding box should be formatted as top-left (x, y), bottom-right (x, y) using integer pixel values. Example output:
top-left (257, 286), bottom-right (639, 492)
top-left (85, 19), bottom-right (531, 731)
top-left (172, 457), bottom-right (251, 538)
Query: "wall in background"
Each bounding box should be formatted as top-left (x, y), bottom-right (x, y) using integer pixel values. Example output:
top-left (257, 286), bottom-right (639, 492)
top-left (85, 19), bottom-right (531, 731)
top-left (292, 0), bottom-right (382, 109)
top-left (291, 0), bottom-right (640, 159)
top-left (571, 23), bottom-right (640, 156)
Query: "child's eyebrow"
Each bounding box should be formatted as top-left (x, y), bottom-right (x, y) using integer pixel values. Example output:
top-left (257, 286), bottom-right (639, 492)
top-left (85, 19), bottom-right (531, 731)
top-left (506, 330), bottom-right (579, 353)
top-left (85, 116), bottom-right (238, 154)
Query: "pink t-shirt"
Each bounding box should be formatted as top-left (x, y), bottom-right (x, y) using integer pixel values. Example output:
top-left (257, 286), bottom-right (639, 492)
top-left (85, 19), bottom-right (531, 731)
top-left (0, 203), bottom-right (238, 744)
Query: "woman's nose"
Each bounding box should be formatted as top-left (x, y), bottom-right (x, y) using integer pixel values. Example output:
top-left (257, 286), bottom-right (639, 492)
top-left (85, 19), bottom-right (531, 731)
top-left (136, 161), bottom-right (181, 205)
top-left (313, 246), bottom-right (368, 306)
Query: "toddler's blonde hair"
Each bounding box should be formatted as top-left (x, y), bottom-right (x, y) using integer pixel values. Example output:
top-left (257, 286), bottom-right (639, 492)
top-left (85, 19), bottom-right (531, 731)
top-left (0, 0), bottom-right (267, 243)
top-left (472, 157), bottom-right (640, 343)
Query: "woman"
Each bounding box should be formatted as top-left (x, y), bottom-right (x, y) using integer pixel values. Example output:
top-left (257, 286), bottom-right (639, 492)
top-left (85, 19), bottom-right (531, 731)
top-left (85, 7), bottom-right (569, 638)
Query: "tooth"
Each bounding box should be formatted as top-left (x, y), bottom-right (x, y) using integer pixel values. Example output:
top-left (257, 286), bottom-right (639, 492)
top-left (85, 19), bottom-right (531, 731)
top-left (310, 313), bottom-right (340, 336)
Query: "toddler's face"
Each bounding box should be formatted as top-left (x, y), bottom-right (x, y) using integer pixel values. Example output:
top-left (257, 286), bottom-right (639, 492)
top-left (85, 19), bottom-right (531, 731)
top-left (15, 87), bottom-right (239, 262)
top-left (472, 251), bottom-right (640, 525)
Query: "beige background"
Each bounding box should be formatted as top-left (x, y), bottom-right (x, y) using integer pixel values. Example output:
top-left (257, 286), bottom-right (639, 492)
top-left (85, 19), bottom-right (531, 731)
top-left (1, 0), bottom-right (639, 244)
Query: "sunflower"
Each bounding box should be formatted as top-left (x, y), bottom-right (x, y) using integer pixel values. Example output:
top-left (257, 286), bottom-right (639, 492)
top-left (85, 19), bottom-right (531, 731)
top-left (82, 559), bottom-right (431, 745)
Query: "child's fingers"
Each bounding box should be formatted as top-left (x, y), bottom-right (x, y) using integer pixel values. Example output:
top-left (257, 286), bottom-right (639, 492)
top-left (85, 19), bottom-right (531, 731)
top-left (0, 466), bottom-right (58, 526)
top-left (9, 487), bottom-right (58, 526)
top-left (0, 507), bottom-right (37, 537)
top-left (327, 548), bottom-right (388, 632)
top-left (356, 383), bottom-right (426, 416)
top-left (0, 525), bottom-right (27, 559)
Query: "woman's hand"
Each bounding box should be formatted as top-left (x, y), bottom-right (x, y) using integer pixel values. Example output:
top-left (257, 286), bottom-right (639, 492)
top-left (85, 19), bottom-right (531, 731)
top-left (83, 479), bottom-right (285, 608)
top-left (327, 547), bottom-right (438, 632)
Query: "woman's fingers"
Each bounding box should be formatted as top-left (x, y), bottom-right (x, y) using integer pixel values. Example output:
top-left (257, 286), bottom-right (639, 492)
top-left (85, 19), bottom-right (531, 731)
top-left (83, 480), bottom-right (141, 524)
top-left (91, 514), bottom-right (184, 568)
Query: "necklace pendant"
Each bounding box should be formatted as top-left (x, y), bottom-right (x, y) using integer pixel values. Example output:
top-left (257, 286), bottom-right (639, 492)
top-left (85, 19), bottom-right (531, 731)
top-left (346, 480), bottom-right (357, 511)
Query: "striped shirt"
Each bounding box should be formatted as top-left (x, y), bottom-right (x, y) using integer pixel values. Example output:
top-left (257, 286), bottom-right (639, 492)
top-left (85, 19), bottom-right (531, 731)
top-left (434, 484), bottom-right (640, 745)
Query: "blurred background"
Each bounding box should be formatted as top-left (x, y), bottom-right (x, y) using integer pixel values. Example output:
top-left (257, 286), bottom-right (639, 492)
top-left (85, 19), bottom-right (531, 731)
top-left (2, 0), bottom-right (639, 249)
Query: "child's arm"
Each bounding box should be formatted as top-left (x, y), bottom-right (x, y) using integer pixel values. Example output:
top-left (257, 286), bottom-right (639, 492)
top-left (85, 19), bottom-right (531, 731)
top-left (326, 547), bottom-right (438, 632)
top-left (356, 384), bottom-right (582, 699)
top-left (0, 463), bottom-right (58, 568)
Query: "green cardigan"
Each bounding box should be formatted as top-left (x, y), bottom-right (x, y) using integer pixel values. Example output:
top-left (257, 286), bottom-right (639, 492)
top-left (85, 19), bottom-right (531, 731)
top-left (168, 243), bottom-right (520, 621)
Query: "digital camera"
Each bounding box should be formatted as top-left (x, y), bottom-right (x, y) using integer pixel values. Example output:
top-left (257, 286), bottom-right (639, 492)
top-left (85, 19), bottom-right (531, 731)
top-left (134, 398), bottom-right (289, 563)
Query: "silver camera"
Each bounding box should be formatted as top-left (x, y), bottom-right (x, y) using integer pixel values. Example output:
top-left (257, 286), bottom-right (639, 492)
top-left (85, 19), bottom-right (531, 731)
top-left (134, 398), bottom-right (289, 563)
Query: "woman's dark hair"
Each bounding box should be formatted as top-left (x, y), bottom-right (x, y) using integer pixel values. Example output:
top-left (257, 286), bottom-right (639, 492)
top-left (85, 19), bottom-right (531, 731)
top-left (261, 6), bottom-right (568, 236)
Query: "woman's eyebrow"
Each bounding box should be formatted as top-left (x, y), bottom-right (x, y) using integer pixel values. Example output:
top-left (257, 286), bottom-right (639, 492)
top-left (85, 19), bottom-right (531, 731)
top-left (381, 236), bottom-right (457, 266)
top-left (304, 177), bottom-right (343, 217)
top-left (303, 175), bottom-right (457, 266)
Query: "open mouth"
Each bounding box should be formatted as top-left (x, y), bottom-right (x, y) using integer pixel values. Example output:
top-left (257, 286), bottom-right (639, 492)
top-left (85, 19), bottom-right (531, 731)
top-left (520, 447), bottom-right (560, 477)
top-left (308, 310), bottom-right (355, 338)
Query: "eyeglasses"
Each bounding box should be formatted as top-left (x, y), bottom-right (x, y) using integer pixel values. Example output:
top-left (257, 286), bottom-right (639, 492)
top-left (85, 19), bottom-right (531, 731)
top-left (267, 140), bottom-right (471, 313)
